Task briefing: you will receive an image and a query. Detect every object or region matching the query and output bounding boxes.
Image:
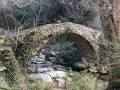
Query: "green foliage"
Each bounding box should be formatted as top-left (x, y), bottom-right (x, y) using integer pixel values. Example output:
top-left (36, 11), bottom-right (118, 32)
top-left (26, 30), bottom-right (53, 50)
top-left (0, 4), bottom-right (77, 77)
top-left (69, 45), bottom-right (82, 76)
top-left (66, 70), bottom-right (108, 90)
top-left (57, 20), bottom-right (61, 24)
top-left (4, 40), bottom-right (10, 45)
top-left (23, 76), bottom-right (53, 90)
top-left (0, 39), bottom-right (4, 45)
top-left (55, 34), bottom-right (82, 67)
top-left (0, 49), bottom-right (22, 87)
top-left (55, 34), bottom-right (65, 41)
top-left (0, 39), bottom-right (10, 46)
top-left (57, 41), bottom-right (82, 63)
top-left (12, 4), bottom-right (37, 29)
top-left (0, 0), bottom-right (96, 30)
top-left (61, 41), bottom-right (74, 50)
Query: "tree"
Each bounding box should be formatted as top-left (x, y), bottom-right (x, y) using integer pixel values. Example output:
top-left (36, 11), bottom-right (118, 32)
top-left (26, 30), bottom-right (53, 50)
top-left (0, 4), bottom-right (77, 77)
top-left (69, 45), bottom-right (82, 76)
top-left (99, 0), bottom-right (120, 89)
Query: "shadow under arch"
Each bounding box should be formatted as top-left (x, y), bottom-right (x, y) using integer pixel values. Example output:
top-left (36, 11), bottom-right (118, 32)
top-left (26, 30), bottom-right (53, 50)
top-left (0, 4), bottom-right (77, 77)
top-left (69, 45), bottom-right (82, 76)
top-left (38, 32), bottom-right (97, 60)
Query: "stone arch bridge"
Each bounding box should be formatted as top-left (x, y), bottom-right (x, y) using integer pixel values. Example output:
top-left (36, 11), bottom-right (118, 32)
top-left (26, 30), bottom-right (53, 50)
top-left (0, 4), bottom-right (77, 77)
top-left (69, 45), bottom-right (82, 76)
top-left (14, 22), bottom-right (101, 59)
top-left (0, 22), bottom-right (102, 64)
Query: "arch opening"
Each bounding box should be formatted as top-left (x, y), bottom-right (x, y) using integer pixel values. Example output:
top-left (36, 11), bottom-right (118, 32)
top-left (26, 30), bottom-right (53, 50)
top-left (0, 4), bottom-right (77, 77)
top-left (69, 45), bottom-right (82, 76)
top-left (30, 32), bottom-right (98, 71)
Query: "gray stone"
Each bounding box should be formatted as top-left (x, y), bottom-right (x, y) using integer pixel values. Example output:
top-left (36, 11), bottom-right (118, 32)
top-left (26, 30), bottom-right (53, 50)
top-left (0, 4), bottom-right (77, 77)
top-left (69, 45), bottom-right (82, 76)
top-left (36, 67), bottom-right (54, 73)
top-left (53, 65), bottom-right (66, 71)
top-left (39, 53), bottom-right (46, 59)
top-left (45, 71), bottom-right (66, 78)
top-left (27, 64), bottom-right (36, 73)
top-left (49, 57), bottom-right (57, 61)
top-left (55, 78), bottom-right (65, 87)
top-left (36, 53), bottom-right (46, 63)
top-left (33, 56), bottom-right (39, 61)
top-left (46, 61), bottom-right (52, 66)
top-left (89, 66), bottom-right (98, 73)
top-left (31, 60), bottom-right (37, 64)
top-left (58, 59), bottom-right (67, 65)
top-left (37, 58), bottom-right (45, 63)
top-left (41, 49), bottom-right (46, 55)
top-left (50, 51), bottom-right (59, 56)
top-left (74, 62), bottom-right (89, 70)
top-left (49, 57), bottom-right (58, 64)
top-left (29, 73), bottom-right (53, 82)
top-left (36, 61), bottom-right (43, 64)
top-left (82, 57), bottom-right (89, 66)
top-left (36, 63), bottom-right (52, 68)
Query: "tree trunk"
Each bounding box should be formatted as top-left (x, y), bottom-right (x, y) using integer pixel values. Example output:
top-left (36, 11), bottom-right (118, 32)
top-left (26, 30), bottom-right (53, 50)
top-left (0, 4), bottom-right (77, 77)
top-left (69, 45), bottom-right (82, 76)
top-left (99, 0), bottom-right (115, 42)
top-left (113, 0), bottom-right (120, 37)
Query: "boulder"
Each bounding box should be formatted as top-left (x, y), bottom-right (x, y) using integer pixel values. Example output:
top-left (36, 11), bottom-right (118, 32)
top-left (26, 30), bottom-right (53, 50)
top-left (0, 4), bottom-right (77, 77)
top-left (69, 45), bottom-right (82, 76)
top-left (29, 73), bottom-right (53, 82)
top-left (49, 57), bottom-right (59, 64)
top-left (99, 65), bottom-right (108, 74)
top-left (39, 53), bottom-right (46, 59)
top-left (46, 61), bottom-right (53, 66)
top-left (88, 63), bottom-right (98, 73)
top-left (49, 57), bottom-right (57, 61)
top-left (41, 49), bottom-right (46, 55)
top-left (45, 71), bottom-right (66, 78)
top-left (53, 65), bottom-right (66, 71)
top-left (58, 58), bottom-right (67, 66)
top-left (55, 78), bottom-right (65, 87)
top-left (31, 60), bottom-right (37, 64)
top-left (36, 63), bottom-right (52, 68)
top-left (81, 57), bottom-right (89, 66)
top-left (36, 67), bottom-right (54, 73)
top-left (38, 53), bottom-right (46, 63)
top-left (36, 61), bottom-right (43, 64)
top-left (33, 56), bottom-right (39, 61)
top-left (89, 66), bottom-right (98, 73)
top-left (74, 62), bottom-right (89, 70)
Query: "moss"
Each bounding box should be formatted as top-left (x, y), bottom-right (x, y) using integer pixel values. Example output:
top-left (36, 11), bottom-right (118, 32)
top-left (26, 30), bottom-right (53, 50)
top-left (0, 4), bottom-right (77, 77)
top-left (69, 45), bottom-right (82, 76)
top-left (24, 31), bottom-right (35, 42)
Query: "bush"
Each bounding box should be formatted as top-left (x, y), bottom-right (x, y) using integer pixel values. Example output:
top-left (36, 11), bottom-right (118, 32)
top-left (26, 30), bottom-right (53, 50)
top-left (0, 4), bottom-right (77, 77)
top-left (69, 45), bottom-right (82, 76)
top-left (55, 34), bottom-right (83, 67)
top-left (66, 69), bottom-right (108, 90)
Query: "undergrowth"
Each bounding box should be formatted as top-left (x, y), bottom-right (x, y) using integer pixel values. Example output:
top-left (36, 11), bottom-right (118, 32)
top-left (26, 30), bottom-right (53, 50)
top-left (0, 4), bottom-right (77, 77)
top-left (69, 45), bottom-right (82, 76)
top-left (66, 69), bottom-right (108, 90)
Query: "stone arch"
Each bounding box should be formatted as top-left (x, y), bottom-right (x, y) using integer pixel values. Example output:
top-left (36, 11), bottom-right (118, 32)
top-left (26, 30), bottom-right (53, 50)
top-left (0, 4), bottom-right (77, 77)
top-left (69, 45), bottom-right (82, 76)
top-left (38, 32), bottom-right (96, 57)
top-left (15, 22), bottom-right (101, 62)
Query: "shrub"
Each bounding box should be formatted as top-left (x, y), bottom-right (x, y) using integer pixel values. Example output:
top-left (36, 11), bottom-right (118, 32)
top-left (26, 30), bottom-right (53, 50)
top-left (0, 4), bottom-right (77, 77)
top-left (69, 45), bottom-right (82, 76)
top-left (66, 69), bottom-right (108, 90)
